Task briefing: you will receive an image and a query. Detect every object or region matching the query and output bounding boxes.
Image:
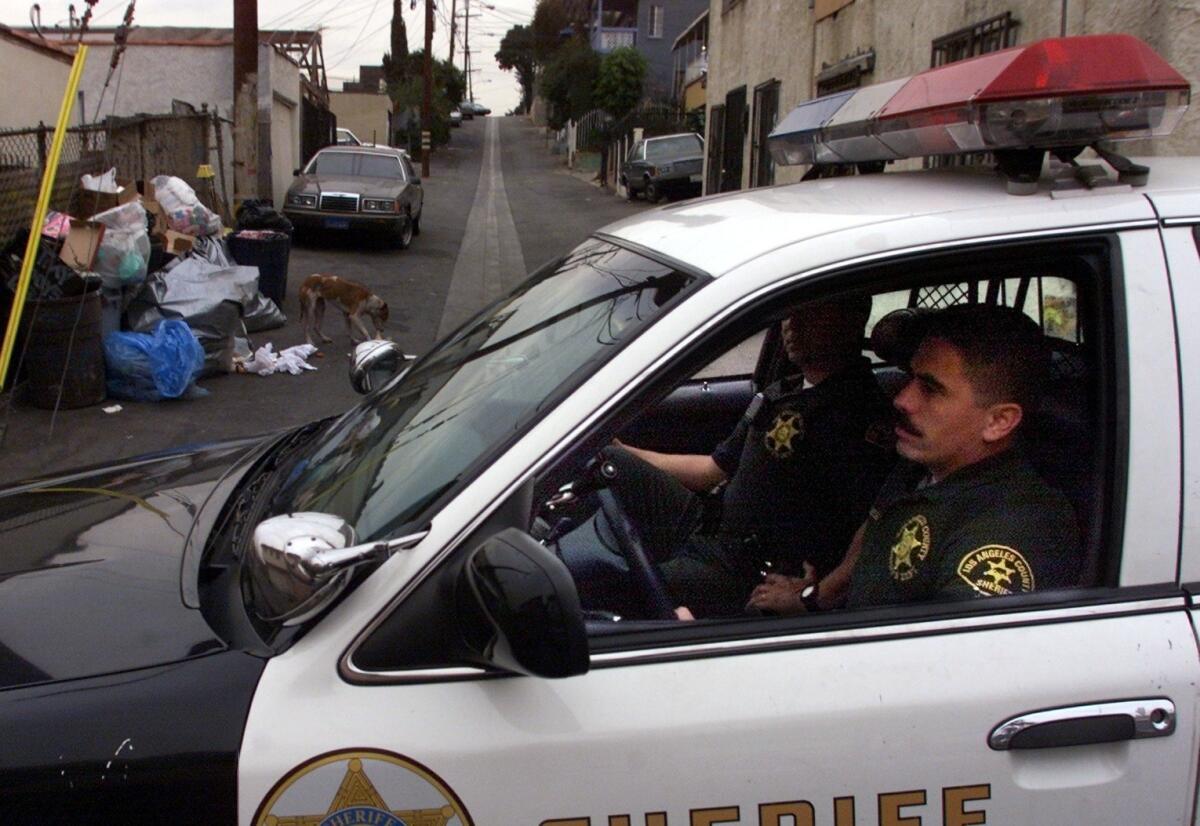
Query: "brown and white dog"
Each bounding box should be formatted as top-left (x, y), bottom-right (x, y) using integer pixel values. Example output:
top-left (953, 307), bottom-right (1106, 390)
top-left (298, 274), bottom-right (389, 347)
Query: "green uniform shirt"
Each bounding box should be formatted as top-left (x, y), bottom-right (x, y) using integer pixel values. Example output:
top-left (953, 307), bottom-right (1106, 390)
top-left (711, 358), bottom-right (895, 578)
top-left (845, 449), bottom-right (1080, 608)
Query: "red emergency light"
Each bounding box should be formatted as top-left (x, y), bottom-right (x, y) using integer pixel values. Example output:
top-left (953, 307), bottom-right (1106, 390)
top-left (768, 34), bottom-right (1190, 168)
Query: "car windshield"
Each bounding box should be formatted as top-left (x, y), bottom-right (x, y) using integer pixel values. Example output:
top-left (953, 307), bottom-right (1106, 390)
top-left (308, 152), bottom-right (404, 179)
top-left (269, 239), bottom-right (698, 541)
top-left (646, 135), bottom-right (702, 161)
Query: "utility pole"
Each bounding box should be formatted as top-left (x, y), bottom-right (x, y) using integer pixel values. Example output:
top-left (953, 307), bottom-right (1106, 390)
top-left (421, 0), bottom-right (433, 177)
top-left (463, 0), bottom-right (471, 103)
top-left (448, 0), bottom-right (457, 65)
top-left (232, 0), bottom-right (258, 206)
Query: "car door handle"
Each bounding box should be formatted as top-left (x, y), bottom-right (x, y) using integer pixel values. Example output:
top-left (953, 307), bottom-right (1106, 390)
top-left (988, 698), bottom-right (1175, 750)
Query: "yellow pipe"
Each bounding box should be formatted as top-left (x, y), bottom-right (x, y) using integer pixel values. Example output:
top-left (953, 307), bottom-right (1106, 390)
top-left (0, 45), bottom-right (89, 390)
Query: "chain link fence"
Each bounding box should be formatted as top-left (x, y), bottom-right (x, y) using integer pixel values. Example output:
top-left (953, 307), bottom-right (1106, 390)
top-left (0, 111), bottom-right (230, 251)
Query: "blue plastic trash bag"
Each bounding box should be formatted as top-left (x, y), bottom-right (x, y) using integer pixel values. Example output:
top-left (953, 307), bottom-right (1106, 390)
top-left (103, 319), bottom-right (205, 401)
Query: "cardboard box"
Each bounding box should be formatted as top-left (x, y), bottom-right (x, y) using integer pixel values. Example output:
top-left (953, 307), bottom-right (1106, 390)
top-left (162, 229), bottom-right (194, 255)
top-left (144, 197), bottom-right (170, 236)
top-left (75, 177), bottom-right (137, 218)
top-left (58, 219), bottom-right (106, 271)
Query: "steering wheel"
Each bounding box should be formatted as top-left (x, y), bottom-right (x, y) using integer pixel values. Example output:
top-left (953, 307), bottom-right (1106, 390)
top-left (596, 488), bottom-right (678, 620)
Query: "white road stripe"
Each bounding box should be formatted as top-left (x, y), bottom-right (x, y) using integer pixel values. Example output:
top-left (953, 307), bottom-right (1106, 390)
top-left (436, 118), bottom-right (527, 340)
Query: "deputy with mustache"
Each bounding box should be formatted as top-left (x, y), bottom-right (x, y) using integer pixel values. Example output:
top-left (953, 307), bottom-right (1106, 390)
top-left (749, 303), bottom-right (1081, 614)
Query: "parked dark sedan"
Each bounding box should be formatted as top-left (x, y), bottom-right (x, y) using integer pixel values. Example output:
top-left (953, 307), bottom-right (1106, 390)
top-left (283, 145), bottom-right (424, 248)
top-left (621, 132), bottom-right (705, 203)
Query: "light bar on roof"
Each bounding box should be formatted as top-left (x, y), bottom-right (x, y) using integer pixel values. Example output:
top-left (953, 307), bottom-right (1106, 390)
top-left (768, 34), bottom-right (1191, 168)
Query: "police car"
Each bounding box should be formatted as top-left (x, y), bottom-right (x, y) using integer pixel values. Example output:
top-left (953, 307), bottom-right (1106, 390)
top-left (3, 33), bottom-right (1198, 825)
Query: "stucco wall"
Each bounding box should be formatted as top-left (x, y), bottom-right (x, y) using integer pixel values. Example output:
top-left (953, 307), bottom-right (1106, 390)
top-left (0, 38), bottom-right (72, 130)
top-left (262, 46), bottom-right (302, 208)
top-left (706, 0), bottom-right (1200, 190)
top-left (65, 43), bottom-right (303, 207)
top-left (76, 44), bottom-right (232, 118)
top-left (330, 92), bottom-right (392, 147)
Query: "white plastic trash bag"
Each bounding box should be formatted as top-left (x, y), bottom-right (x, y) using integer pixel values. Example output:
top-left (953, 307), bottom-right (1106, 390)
top-left (81, 167), bottom-right (119, 193)
top-left (92, 201), bottom-right (151, 288)
top-left (151, 175), bottom-right (223, 237)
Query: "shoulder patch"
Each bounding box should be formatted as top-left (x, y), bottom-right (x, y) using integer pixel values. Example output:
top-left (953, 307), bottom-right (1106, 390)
top-left (956, 545), bottom-right (1035, 597)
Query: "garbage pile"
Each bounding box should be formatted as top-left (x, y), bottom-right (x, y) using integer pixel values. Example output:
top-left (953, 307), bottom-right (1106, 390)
top-left (0, 169), bottom-right (305, 406)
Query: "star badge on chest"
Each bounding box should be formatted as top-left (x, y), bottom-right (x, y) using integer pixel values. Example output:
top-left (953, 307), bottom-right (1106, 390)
top-left (763, 409), bottom-right (805, 459)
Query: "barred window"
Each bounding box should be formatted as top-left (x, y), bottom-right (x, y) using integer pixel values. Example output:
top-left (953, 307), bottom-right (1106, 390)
top-left (927, 12), bottom-right (1019, 168)
top-left (931, 12), bottom-right (1019, 67)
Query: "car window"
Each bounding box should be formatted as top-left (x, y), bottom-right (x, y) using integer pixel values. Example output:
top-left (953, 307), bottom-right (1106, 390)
top-left (358, 155), bottom-right (405, 180)
top-left (645, 135), bottom-right (703, 161)
top-left (692, 329), bottom-right (766, 379)
top-left (627, 142), bottom-right (643, 162)
top-left (543, 237), bottom-right (1116, 641)
top-left (868, 275), bottom-right (1080, 351)
top-left (307, 152), bottom-right (405, 179)
top-left (269, 239), bottom-right (699, 542)
top-left (308, 152), bottom-right (358, 176)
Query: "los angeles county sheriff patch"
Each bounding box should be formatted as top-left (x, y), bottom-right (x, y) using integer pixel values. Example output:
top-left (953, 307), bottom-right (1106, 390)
top-left (253, 749), bottom-right (475, 826)
top-left (890, 515), bottom-right (930, 582)
top-left (956, 545), bottom-right (1035, 596)
top-left (764, 409), bottom-right (804, 459)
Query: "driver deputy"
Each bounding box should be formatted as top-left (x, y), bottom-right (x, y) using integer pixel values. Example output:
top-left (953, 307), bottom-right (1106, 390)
top-left (562, 294), bottom-right (895, 618)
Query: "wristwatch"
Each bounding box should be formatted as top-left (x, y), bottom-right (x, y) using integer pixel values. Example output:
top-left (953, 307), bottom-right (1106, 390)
top-left (800, 581), bottom-right (821, 612)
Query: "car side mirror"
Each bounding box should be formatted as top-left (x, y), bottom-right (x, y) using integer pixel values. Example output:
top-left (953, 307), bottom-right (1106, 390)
top-left (456, 528), bottom-right (589, 678)
top-left (349, 339), bottom-right (416, 394)
top-left (293, 168), bottom-right (300, 176)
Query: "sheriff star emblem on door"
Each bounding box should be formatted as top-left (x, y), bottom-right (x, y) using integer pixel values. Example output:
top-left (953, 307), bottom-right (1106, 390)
top-left (253, 749), bottom-right (475, 826)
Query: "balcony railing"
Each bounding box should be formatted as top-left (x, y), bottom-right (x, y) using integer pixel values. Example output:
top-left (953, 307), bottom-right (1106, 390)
top-left (683, 55), bottom-right (708, 86)
top-left (592, 27), bottom-right (636, 53)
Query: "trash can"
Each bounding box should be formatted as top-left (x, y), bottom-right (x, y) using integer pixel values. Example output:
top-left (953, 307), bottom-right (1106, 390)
top-left (227, 230), bottom-right (291, 309)
top-left (21, 284), bottom-right (106, 409)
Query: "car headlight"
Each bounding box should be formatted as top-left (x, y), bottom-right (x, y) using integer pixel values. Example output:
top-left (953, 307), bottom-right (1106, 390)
top-left (286, 193), bottom-right (317, 208)
top-left (362, 199), bottom-right (399, 213)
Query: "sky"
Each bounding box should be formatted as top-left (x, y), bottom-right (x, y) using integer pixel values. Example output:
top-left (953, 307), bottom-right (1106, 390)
top-left (0, 0), bottom-right (536, 114)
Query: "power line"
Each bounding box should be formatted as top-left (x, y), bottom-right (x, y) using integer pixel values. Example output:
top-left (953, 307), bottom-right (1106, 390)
top-left (327, 0), bottom-right (385, 63)
top-left (263, 0), bottom-right (334, 29)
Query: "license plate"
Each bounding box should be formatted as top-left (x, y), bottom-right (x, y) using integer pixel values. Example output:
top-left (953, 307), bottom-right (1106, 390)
top-left (324, 217), bottom-right (351, 230)
top-left (689, 174), bottom-right (702, 183)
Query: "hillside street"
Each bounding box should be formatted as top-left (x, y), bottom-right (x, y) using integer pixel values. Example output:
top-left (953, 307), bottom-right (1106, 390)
top-left (0, 117), bottom-right (650, 485)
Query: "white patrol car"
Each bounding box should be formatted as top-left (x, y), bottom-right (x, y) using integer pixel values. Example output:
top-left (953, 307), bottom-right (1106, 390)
top-left (1, 33), bottom-right (1198, 826)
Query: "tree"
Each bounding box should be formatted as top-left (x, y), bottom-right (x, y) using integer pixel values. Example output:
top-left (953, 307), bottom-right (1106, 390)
top-left (594, 46), bottom-right (647, 120)
top-left (382, 0), bottom-right (409, 88)
top-left (495, 24), bottom-right (536, 114)
top-left (389, 50), bottom-right (466, 150)
top-left (531, 0), bottom-right (572, 65)
top-left (539, 38), bottom-right (600, 129)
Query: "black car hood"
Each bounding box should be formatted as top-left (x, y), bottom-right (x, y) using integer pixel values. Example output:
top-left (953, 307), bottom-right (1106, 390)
top-left (0, 437), bottom-right (268, 690)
